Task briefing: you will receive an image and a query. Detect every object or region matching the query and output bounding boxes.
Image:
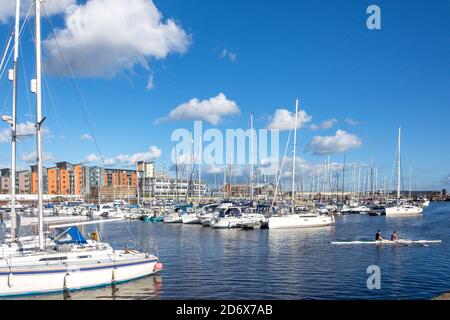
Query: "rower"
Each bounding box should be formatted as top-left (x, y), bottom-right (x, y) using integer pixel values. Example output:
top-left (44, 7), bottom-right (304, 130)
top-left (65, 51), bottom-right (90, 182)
top-left (391, 231), bottom-right (398, 241)
top-left (375, 230), bottom-right (383, 241)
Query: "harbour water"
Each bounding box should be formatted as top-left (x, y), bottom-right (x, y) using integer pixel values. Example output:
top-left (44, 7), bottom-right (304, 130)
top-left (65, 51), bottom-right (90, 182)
top-left (14, 202), bottom-right (450, 300)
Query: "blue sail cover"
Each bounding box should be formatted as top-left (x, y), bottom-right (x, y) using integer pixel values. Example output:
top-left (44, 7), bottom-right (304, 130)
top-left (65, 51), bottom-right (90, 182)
top-left (55, 226), bottom-right (88, 244)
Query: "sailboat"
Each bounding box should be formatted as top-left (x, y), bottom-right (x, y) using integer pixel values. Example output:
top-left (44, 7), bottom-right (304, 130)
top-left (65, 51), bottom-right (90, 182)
top-left (385, 127), bottom-right (423, 216)
top-left (268, 98), bottom-right (335, 229)
top-left (0, 0), bottom-right (162, 297)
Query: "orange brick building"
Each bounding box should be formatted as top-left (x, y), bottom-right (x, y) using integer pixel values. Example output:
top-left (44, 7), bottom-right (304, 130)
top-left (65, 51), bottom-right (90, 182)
top-left (31, 162), bottom-right (85, 196)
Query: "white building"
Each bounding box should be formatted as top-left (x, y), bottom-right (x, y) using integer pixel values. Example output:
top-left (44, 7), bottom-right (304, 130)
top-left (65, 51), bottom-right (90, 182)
top-left (140, 174), bottom-right (206, 199)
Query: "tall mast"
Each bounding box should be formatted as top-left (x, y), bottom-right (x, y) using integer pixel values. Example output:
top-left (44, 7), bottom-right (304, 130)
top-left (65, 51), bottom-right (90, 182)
top-left (198, 133), bottom-right (202, 201)
top-left (291, 97), bottom-right (299, 215)
top-left (341, 154), bottom-right (346, 201)
top-left (397, 127), bottom-right (401, 203)
top-left (35, 0), bottom-right (44, 250)
top-left (175, 144), bottom-right (179, 202)
top-left (409, 166), bottom-right (412, 199)
top-left (250, 113), bottom-right (254, 202)
top-left (9, 0), bottom-right (21, 241)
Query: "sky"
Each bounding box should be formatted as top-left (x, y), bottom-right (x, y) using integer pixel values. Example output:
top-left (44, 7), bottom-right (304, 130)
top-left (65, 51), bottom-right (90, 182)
top-left (0, 0), bottom-right (449, 191)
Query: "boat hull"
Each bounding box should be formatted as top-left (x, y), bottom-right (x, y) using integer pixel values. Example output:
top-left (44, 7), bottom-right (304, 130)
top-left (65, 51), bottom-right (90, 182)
top-left (0, 257), bottom-right (159, 297)
top-left (385, 206), bottom-right (423, 216)
top-left (181, 214), bottom-right (201, 224)
top-left (268, 215), bottom-right (334, 229)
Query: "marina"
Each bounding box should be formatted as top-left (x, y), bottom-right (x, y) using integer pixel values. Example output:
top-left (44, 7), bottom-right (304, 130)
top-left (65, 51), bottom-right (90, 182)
top-left (0, 0), bottom-right (448, 304)
top-left (2, 201), bottom-right (447, 300)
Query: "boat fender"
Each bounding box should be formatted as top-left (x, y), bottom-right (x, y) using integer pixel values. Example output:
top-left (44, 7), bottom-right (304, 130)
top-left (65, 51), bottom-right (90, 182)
top-left (64, 272), bottom-right (71, 290)
top-left (112, 267), bottom-right (118, 282)
top-left (153, 262), bottom-right (163, 272)
top-left (7, 272), bottom-right (13, 288)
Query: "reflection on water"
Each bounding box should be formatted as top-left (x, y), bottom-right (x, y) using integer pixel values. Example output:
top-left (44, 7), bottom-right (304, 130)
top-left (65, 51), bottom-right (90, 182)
top-left (22, 275), bottom-right (163, 300)
top-left (5, 202), bottom-right (450, 300)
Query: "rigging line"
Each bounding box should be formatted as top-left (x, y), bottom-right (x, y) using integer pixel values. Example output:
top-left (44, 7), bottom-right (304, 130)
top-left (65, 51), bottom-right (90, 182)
top-left (41, 60), bottom-right (69, 138)
top-left (42, 8), bottom-right (107, 167)
top-left (19, 41), bottom-right (33, 121)
top-left (270, 122), bottom-right (293, 210)
top-left (0, 19), bottom-right (14, 74)
top-left (0, 2), bottom-right (33, 80)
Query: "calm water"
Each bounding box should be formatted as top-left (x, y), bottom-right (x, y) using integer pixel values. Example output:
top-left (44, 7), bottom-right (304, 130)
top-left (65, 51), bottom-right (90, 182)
top-left (17, 202), bottom-right (450, 300)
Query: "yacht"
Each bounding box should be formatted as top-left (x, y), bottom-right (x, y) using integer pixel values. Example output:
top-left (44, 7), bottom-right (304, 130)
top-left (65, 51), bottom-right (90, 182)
top-left (385, 127), bottom-right (423, 216)
top-left (0, 0), bottom-right (163, 297)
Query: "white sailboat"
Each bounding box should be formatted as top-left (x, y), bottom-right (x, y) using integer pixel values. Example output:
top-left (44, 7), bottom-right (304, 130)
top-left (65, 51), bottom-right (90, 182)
top-left (385, 127), bottom-right (423, 216)
top-left (268, 98), bottom-right (335, 229)
top-left (0, 1), bottom-right (162, 297)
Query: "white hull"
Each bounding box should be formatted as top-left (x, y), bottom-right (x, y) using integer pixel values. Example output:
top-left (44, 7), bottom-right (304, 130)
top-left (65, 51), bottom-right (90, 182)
top-left (210, 217), bottom-right (243, 229)
top-left (0, 249), bottom-right (160, 297)
top-left (181, 214), bottom-right (201, 224)
top-left (385, 205), bottom-right (423, 216)
top-left (268, 214), bottom-right (334, 229)
top-left (163, 215), bottom-right (182, 223)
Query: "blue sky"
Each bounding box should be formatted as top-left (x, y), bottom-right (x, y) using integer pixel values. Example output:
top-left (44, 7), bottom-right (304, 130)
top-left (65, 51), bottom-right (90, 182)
top-left (0, 0), bottom-right (449, 190)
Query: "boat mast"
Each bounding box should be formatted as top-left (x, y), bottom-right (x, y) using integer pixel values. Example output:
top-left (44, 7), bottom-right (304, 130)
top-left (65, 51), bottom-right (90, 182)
top-left (291, 97), bottom-right (299, 215)
top-left (198, 133), bottom-right (202, 201)
top-left (397, 127), bottom-right (401, 204)
top-left (35, 0), bottom-right (45, 250)
top-left (250, 113), bottom-right (254, 202)
top-left (9, 0), bottom-right (21, 241)
top-left (409, 166), bottom-right (412, 199)
top-left (175, 144), bottom-right (179, 202)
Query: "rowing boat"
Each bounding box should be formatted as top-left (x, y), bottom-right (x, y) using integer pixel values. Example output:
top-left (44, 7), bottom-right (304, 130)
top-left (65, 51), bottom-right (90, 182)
top-left (331, 239), bottom-right (442, 245)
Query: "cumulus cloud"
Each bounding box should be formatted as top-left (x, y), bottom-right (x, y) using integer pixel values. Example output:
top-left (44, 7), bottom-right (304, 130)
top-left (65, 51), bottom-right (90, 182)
top-left (205, 164), bottom-right (225, 174)
top-left (306, 130), bottom-right (362, 155)
top-left (0, 121), bottom-right (45, 143)
top-left (310, 118), bottom-right (338, 131)
top-left (80, 133), bottom-right (93, 141)
top-left (444, 175), bottom-right (450, 185)
top-left (104, 146), bottom-right (162, 167)
top-left (21, 151), bottom-right (54, 164)
top-left (267, 109), bottom-right (312, 131)
top-left (0, 0), bottom-right (75, 23)
top-left (43, 0), bottom-right (190, 78)
top-left (85, 153), bottom-right (100, 163)
top-left (345, 118), bottom-right (359, 126)
top-left (146, 74), bottom-right (155, 91)
top-left (219, 48), bottom-right (237, 62)
top-left (156, 93), bottom-right (240, 125)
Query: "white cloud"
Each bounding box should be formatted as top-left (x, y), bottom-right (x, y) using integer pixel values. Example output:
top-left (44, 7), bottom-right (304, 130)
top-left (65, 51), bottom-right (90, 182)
top-left (146, 74), bottom-right (155, 91)
top-left (21, 151), bottom-right (54, 164)
top-left (345, 118), bottom-right (359, 126)
top-left (267, 109), bottom-right (312, 131)
top-left (157, 93), bottom-right (240, 125)
top-left (205, 164), bottom-right (224, 174)
top-left (219, 48), bottom-right (237, 62)
top-left (85, 153), bottom-right (100, 163)
top-left (43, 0), bottom-right (190, 78)
top-left (0, 0), bottom-right (75, 23)
top-left (104, 146), bottom-right (162, 167)
top-left (80, 133), bottom-right (94, 141)
top-left (0, 121), bottom-right (42, 143)
top-left (306, 130), bottom-right (362, 155)
top-left (310, 118), bottom-right (338, 131)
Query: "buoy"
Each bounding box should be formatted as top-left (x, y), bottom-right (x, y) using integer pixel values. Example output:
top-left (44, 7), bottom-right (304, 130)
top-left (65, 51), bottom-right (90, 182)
top-left (153, 262), bottom-right (163, 272)
top-left (7, 272), bottom-right (13, 288)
